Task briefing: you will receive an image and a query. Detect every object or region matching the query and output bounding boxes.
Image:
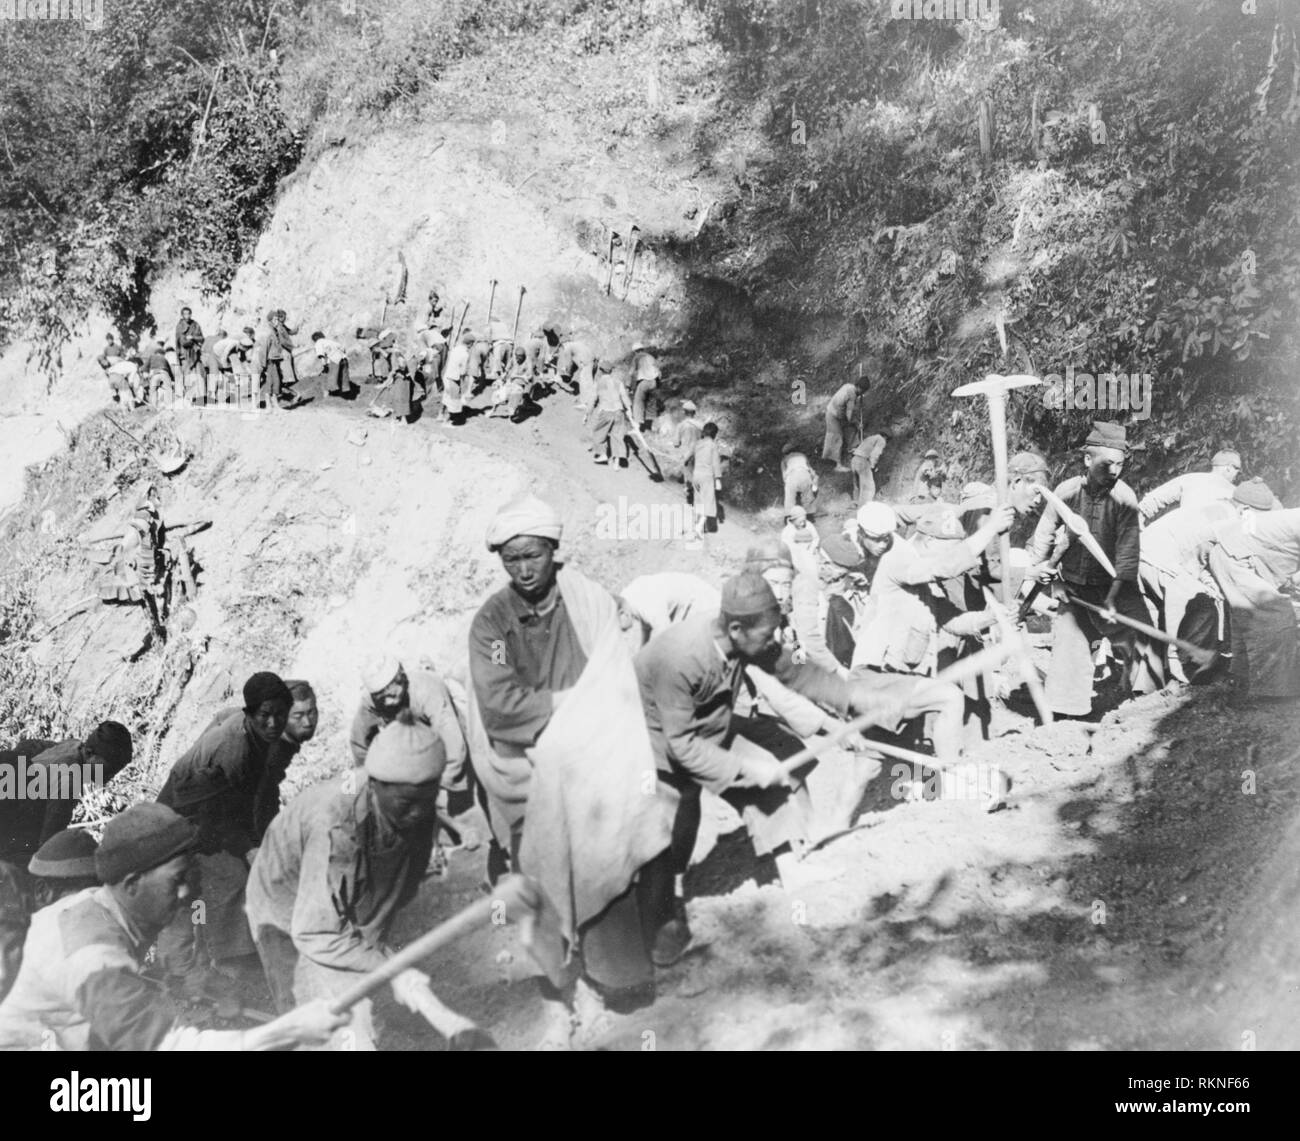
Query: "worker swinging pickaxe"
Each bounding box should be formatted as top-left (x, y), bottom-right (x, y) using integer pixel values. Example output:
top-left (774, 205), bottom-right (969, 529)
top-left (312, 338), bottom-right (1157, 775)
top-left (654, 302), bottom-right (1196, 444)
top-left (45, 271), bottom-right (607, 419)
top-left (1022, 481), bottom-right (1122, 655)
top-left (1028, 486), bottom-right (1218, 676)
top-left (774, 639), bottom-right (1019, 813)
top-left (1065, 592), bottom-right (1218, 674)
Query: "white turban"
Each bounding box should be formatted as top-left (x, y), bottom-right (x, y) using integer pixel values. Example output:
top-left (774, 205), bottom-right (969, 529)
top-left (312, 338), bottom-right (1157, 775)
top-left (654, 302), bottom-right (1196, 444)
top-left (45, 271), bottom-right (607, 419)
top-left (485, 494), bottom-right (563, 552)
top-left (856, 502), bottom-right (898, 539)
top-left (361, 652), bottom-right (402, 694)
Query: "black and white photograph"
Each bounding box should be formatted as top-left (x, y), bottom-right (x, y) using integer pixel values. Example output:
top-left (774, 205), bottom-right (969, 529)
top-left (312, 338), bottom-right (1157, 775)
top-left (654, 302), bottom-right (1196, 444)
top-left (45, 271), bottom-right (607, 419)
top-left (0, 0), bottom-right (1294, 1103)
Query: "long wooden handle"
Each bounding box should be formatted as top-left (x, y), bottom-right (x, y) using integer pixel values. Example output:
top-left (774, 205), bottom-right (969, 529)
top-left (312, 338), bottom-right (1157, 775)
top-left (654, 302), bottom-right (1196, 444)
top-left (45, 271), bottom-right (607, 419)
top-left (103, 413), bottom-right (147, 451)
top-left (1064, 592), bottom-right (1216, 664)
top-left (984, 390), bottom-right (1012, 605)
top-left (983, 586), bottom-right (1052, 724)
top-left (327, 879), bottom-right (532, 1014)
top-left (511, 288), bottom-right (525, 349)
top-left (775, 640), bottom-right (1014, 779)
top-left (1038, 485), bottom-right (1118, 578)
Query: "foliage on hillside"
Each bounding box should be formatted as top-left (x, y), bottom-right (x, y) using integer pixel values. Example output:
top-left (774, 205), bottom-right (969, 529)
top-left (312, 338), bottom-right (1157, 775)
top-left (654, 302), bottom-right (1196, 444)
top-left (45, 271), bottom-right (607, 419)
top-left (689, 0), bottom-right (1300, 488)
top-left (0, 0), bottom-right (301, 368)
top-left (0, 0), bottom-right (661, 375)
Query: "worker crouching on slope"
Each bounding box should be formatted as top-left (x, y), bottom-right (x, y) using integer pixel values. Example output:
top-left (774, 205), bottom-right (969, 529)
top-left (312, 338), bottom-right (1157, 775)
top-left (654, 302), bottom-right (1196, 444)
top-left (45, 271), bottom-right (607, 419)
top-left (246, 715), bottom-right (480, 1050)
top-left (850, 501), bottom-right (1004, 766)
top-left (154, 672), bottom-right (295, 997)
top-left (634, 572), bottom-right (920, 966)
top-left (0, 804), bottom-right (346, 1050)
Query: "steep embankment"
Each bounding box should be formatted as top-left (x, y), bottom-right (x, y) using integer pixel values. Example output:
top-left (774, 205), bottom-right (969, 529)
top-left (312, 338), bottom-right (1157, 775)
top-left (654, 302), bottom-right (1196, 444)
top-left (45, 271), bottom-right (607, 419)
top-left (3, 394), bottom-right (757, 795)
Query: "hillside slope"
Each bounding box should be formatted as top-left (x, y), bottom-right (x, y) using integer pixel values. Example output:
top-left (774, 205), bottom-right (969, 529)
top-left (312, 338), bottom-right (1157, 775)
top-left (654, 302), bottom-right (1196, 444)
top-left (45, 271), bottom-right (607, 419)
top-left (4, 396), bottom-right (1297, 1050)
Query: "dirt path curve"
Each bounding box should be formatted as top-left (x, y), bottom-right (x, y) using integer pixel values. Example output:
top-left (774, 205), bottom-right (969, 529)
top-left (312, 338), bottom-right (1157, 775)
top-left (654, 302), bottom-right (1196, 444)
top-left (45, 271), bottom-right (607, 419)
top-left (303, 373), bottom-right (766, 573)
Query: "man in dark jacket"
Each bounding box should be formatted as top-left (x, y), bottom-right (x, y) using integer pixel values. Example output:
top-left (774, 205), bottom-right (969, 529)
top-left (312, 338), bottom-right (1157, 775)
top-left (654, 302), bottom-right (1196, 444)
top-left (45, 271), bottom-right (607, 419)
top-left (174, 307), bottom-right (205, 399)
top-left (1029, 422), bottom-right (1164, 717)
top-left (154, 672), bottom-right (293, 991)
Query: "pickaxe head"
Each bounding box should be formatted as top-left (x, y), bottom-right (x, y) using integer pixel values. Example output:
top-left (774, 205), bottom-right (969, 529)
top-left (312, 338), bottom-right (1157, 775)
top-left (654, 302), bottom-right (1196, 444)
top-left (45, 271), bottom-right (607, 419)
top-left (952, 373), bottom-right (1041, 399)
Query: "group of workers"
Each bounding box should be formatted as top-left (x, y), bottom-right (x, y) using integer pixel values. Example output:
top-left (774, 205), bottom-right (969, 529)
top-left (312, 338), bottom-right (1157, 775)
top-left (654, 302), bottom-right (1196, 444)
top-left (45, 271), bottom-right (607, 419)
top-left (0, 476), bottom-right (1030, 1051)
top-left (21, 293), bottom-right (1292, 1054)
top-left (98, 308), bottom-right (308, 410)
top-left (99, 289), bottom-right (748, 548)
top-left (792, 410), bottom-right (1299, 721)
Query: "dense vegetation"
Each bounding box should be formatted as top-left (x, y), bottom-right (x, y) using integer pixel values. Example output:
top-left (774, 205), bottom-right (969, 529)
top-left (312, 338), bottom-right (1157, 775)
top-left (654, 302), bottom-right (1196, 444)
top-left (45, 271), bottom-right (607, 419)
top-left (688, 0), bottom-right (1299, 481)
top-left (0, 0), bottom-right (622, 373)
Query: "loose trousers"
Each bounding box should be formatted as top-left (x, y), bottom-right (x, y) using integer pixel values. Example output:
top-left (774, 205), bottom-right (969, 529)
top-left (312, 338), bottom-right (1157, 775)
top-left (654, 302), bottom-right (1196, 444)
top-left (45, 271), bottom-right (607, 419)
top-left (641, 715), bottom-right (814, 938)
top-left (1045, 579), bottom-right (1164, 716)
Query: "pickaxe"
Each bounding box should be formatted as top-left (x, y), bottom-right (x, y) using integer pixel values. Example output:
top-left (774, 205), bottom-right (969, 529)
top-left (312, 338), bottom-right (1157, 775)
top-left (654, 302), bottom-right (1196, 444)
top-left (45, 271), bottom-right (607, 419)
top-left (833, 734), bottom-right (1012, 814)
top-left (511, 286), bottom-right (526, 353)
top-left (774, 639), bottom-right (1016, 789)
top-left (1064, 592), bottom-right (1219, 670)
top-left (622, 224), bottom-right (640, 297)
top-left (326, 873), bottom-right (542, 1050)
top-left (951, 373), bottom-right (1041, 605)
top-left (443, 302), bottom-right (470, 382)
top-left (1037, 484), bottom-right (1117, 578)
top-left (486, 279), bottom-right (498, 328)
top-left (983, 585), bottom-right (1052, 725)
top-left (625, 420), bottom-right (665, 482)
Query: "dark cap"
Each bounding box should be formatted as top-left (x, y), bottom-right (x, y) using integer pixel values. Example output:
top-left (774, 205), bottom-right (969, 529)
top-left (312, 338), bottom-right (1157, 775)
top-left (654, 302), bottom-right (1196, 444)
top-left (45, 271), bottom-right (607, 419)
top-left (720, 572), bottom-right (781, 619)
top-left (1085, 421), bottom-right (1129, 452)
top-left (95, 804), bottom-right (197, 885)
top-left (820, 534), bottom-right (864, 569)
top-left (1233, 477), bottom-right (1276, 510)
top-left (29, 829), bottom-right (99, 880)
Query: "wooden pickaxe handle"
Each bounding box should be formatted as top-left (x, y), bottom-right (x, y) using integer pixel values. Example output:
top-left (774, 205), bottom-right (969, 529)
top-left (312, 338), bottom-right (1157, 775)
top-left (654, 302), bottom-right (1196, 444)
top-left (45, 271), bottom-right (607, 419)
top-left (1064, 591), bottom-right (1217, 666)
top-left (774, 640), bottom-right (1014, 780)
top-left (1038, 485), bottom-right (1118, 578)
top-left (327, 874), bottom-right (538, 1015)
top-left (838, 734), bottom-right (1011, 809)
top-left (103, 413), bottom-right (149, 452)
top-left (604, 230), bottom-right (618, 295)
top-left (983, 586), bottom-right (1052, 724)
top-left (511, 286), bottom-right (525, 351)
